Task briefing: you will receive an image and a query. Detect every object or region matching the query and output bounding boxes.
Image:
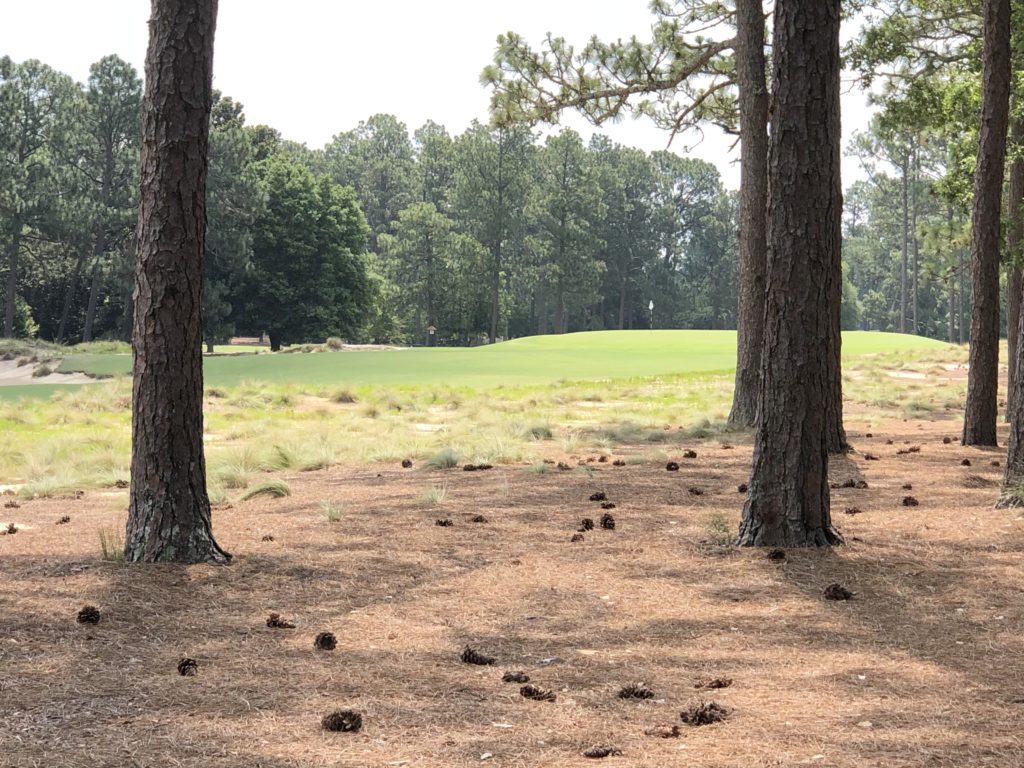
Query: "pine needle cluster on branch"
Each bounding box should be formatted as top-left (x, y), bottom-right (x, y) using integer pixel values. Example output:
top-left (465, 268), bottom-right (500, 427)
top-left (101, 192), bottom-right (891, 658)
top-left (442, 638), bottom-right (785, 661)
top-left (481, 1), bottom-right (740, 143)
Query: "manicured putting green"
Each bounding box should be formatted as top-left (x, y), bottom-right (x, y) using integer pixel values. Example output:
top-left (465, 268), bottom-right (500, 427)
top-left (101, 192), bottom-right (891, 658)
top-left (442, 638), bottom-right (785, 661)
top-left (54, 330), bottom-right (950, 391)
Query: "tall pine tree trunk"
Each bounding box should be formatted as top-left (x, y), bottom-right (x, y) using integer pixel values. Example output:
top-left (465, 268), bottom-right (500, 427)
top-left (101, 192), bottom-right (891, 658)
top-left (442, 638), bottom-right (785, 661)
top-left (124, 0), bottom-right (228, 564)
top-left (56, 250), bottom-right (87, 343)
top-left (1006, 118), bottom-right (1024, 420)
top-left (4, 219), bottom-right (21, 338)
top-left (728, 0), bottom-right (769, 428)
top-left (900, 160), bottom-right (909, 334)
top-left (963, 0), bottom-right (1011, 447)
top-left (738, 0), bottom-right (843, 548)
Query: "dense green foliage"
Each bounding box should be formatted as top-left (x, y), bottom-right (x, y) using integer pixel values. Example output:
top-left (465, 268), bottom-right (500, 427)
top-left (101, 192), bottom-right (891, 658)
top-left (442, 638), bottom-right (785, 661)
top-left (1, 54), bottom-right (740, 347)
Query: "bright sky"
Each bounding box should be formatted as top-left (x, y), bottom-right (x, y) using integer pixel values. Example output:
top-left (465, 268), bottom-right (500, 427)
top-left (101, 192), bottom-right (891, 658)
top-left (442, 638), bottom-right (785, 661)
top-left (3, 0), bottom-right (874, 189)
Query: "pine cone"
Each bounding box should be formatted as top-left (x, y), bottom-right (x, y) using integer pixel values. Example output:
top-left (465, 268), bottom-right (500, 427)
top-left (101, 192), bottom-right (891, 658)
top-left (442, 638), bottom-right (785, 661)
top-left (580, 518), bottom-right (595, 531)
top-left (583, 746), bottom-right (623, 758)
top-left (266, 612), bottom-right (296, 629)
top-left (463, 464), bottom-right (479, 472)
top-left (77, 605), bottom-right (101, 625)
top-left (680, 700), bottom-right (729, 726)
top-left (261, 534), bottom-right (275, 542)
top-left (737, 483), bottom-right (748, 494)
top-left (321, 709), bottom-right (362, 732)
top-left (5, 522), bottom-right (17, 534)
top-left (688, 487), bottom-right (704, 496)
top-left (401, 459), bottom-right (413, 468)
top-left (177, 657), bottom-right (198, 676)
top-left (589, 492), bottom-right (607, 502)
top-left (56, 515), bottom-right (71, 525)
top-left (767, 549), bottom-right (786, 562)
top-left (618, 683), bottom-right (655, 700)
top-left (314, 632), bottom-right (337, 651)
top-left (665, 462), bottom-right (680, 472)
top-left (902, 496), bottom-right (919, 507)
top-left (683, 450), bottom-right (697, 459)
top-left (644, 724), bottom-right (681, 738)
top-left (471, 515), bottom-right (488, 523)
top-left (460, 646), bottom-right (496, 666)
top-left (694, 677), bottom-right (732, 690)
top-left (435, 519), bottom-right (453, 527)
top-left (502, 671), bottom-right (530, 683)
top-left (600, 513), bottom-right (615, 530)
top-left (520, 684), bottom-right (556, 702)
top-left (612, 459), bottom-right (626, 467)
top-left (571, 533), bottom-right (585, 543)
top-left (823, 583), bottom-right (853, 601)
top-left (601, 502), bottom-right (616, 510)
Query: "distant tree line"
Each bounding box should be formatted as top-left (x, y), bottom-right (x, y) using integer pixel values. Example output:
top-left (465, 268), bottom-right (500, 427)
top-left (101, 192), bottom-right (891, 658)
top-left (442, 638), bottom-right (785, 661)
top-left (0, 54), bottom-right (743, 349)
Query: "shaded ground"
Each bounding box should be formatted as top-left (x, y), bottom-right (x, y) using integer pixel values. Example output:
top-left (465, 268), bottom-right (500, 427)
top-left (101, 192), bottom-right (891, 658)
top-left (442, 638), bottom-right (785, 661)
top-left (3, 417), bottom-right (1024, 767)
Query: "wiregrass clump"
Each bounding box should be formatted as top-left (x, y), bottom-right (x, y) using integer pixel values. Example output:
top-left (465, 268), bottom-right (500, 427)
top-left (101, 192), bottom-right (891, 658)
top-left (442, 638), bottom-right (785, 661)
top-left (240, 479), bottom-right (291, 501)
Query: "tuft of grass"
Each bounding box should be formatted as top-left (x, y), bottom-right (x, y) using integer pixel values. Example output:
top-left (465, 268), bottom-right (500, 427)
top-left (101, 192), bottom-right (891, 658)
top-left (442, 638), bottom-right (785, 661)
top-left (325, 337), bottom-right (345, 351)
top-left (524, 422), bottom-right (553, 441)
top-left (269, 444), bottom-right (300, 470)
top-left (31, 363), bottom-right (54, 378)
top-left (419, 483), bottom-right (449, 505)
top-left (703, 512), bottom-right (735, 548)
top-left (332, 388), bottom-right (358, 404)
top-left (320, 500), bottom-right (345, 522)
top-left (240, 479), bottom-right (292, 501)
top-left (424, 446), bottom-right (460, 470)
top-left (526, 462), bottom-right (548, 474)
top-left (99, 527), bottom-right (124, 562)
top-left (213, 464), bottom-right (250, 490)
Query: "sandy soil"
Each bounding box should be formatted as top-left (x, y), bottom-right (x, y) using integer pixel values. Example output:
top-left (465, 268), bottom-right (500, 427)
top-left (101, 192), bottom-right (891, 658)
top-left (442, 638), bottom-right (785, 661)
top-left (0, 360), bottom-right (94, 386)
top-left (2, 418), bottom-right (1023, 767)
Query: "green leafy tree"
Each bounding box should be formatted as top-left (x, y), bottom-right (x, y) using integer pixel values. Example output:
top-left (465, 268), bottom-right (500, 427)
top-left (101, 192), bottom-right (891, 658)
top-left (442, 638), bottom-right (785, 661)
top-left (0, 57), bottom-right (80, 337)
top-left (529, 128), bottom-right (606, 334)
top-left (241, 156), bottom-right (372, 350)
top-left (452, 121), bottom-right (533, 341)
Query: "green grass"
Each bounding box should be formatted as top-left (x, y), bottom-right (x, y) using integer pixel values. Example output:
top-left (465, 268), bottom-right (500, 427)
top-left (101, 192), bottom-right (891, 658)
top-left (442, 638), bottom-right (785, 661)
top-left (0, 331), bottom-right (974, 495)
top-left (56, 331), bottom-right (951, 390)
top-left (240, 479), bottom-right (292, 501)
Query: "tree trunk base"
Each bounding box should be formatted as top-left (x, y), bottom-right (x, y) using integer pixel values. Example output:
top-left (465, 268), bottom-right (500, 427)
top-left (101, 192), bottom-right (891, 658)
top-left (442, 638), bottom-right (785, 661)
top-left (737, 520), bottom-right (843, 548)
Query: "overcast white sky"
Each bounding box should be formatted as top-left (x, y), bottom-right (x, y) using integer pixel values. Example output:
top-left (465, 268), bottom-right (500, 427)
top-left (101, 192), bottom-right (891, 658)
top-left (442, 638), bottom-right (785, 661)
top-left (3, 0), bottom-right (874, 189)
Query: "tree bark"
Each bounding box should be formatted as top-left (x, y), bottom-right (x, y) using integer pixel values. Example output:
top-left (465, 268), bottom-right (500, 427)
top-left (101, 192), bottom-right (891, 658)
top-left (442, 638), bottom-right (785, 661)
top-left (1006, 118), bottom-right (1024, 421)
top-left (728, 0), bottom-right (769, 428)
top-left (4, 219), bottom-right (21, 338)
top-left (738, 0), bottom-right (843, 548)
top-left (82, 257), bottom-right (102, 342)
top-left (963, 0), bottom-right (1011, 447)
top-left (124, 0), bottom-right (228, 564)
top-left (911, 147), bottom-right (920, 335)
top-left (900, 157), bottom-right (909, 334)
top-left (56, 250), bottom-right (87, 343)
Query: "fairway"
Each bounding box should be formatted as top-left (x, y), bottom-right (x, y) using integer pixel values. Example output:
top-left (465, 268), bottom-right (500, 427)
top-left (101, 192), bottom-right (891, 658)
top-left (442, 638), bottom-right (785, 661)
top-left (55, 330), bottom-right (951, 390)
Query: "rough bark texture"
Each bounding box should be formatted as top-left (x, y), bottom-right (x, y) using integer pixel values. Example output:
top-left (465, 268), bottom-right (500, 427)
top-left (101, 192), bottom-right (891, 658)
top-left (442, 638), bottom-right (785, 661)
top-left (738, 0), bottom-right (843, 548)
top-left (963, 0), bottom-right (1011, 447)
top-left (727, 0), bottom-right (770, 428)
top-left (1003, 275), bottom-right (1024, 503)
top-left (124, 0), bottom-right (228, 564)
top-left (1006, 118), bottom-right (1024, 421)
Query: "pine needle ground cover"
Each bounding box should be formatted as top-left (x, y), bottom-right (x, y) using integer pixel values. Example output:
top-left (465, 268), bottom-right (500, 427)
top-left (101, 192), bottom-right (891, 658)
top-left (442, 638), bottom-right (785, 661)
top-left (1, 332), bottom-right (1013, 766)
top-left (2, 408), bottom-right (1022, 767)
